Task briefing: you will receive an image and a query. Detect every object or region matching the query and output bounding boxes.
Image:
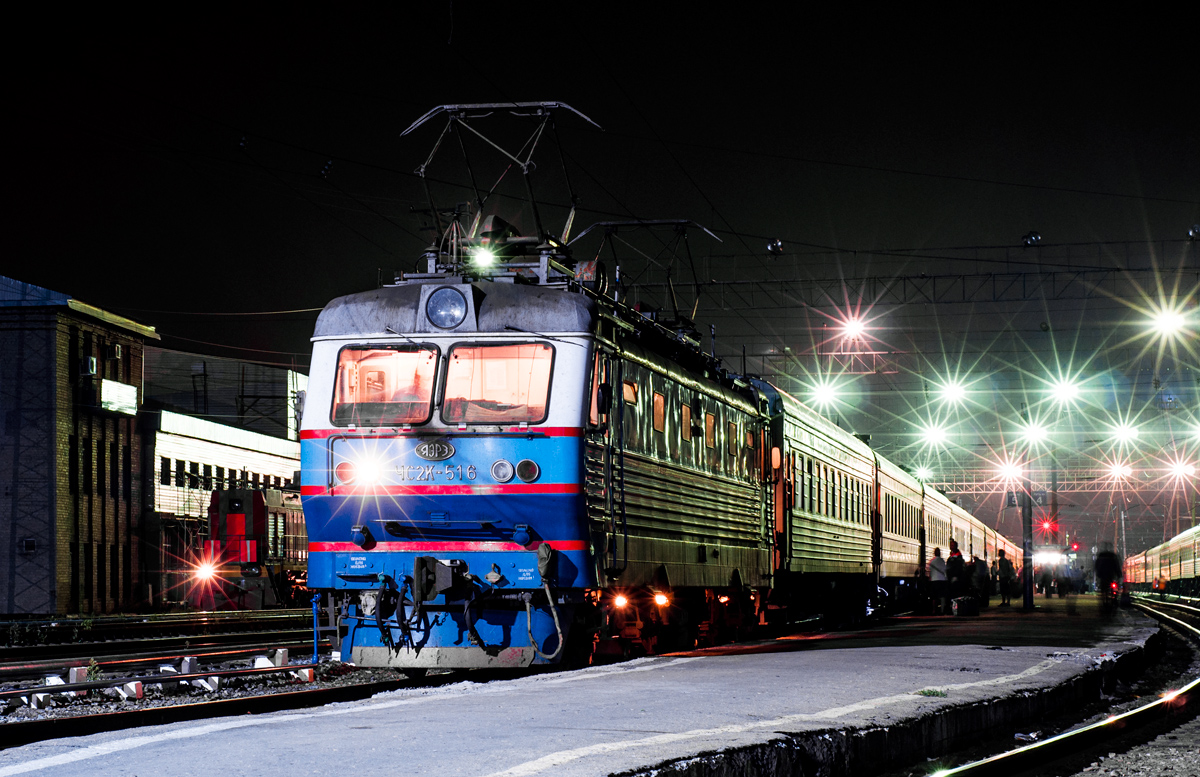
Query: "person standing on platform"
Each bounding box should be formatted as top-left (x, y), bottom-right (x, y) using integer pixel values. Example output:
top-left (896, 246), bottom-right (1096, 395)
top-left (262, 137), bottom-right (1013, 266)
top-left (997, 549), bottom-right (1015, 606)
top-left (972, 554), bottom-right (990, 607)
top-left (946, 540), bottom-right (965, 601)
top-left (929, 547), bottom-right (948, 615)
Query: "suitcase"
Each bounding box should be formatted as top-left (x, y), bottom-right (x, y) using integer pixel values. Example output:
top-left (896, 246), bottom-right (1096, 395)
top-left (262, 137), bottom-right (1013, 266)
top-left (952, 596), bottom-right (979, 616)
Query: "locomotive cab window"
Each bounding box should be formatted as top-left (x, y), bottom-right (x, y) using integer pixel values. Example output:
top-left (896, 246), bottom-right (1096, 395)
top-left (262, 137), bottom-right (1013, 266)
top-left (332, 344), bottom-right (439, 426)
top-left (443, 342), bottom-right (554, 424)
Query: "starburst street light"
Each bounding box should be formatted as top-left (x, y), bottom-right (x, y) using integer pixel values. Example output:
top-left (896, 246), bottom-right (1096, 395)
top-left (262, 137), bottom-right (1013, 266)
top-left (915, 466), bottom-right (933, 480)
top-left (1108, 462), bottom-right (1133, 478)
top-left (1150, 308), bottom-right (1188, 338)
top-left (1110, 423), bottom-right (1140, 443)
top-left (998, 460), bottom-right (1023, 480)
top-left (1020, 422), bottom-right (1048, 445)
top-left (938, 380), bottom-right (967, 404)
top-left (1049, 377), bottom-right (1081, 405)
top-left (920, 423), bottom-right (948, 446)
top-left (1169, 460), bottom-right (1197, 479)
top-left (841, 317), bottom-right (866, 339)
top-left (810, 379), bottom-right (839, 408)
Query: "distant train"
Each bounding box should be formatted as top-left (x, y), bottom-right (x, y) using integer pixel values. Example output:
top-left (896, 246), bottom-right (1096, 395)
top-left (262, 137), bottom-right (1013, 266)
top-left (1124, 524), bottom-right (1200, 596)
top-left (190, 488), bottom-right (309, 609)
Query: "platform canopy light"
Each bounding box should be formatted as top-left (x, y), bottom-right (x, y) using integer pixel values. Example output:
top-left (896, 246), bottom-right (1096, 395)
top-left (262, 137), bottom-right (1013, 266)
top-left (1150, 307), bottom-right (1188, 338)
top-left (915, 466), bottom-right (933, 480)
top-left (426, 286), bottom-right (468, 329)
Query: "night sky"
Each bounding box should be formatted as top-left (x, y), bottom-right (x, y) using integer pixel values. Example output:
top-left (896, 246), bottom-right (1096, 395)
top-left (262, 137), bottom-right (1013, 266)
top-left (11, 7), bottom-right (1200, 550)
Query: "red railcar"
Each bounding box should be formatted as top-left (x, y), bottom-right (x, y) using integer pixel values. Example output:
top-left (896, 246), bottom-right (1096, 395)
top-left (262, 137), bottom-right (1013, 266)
top-left (190, 488), bottom-right (308, 609)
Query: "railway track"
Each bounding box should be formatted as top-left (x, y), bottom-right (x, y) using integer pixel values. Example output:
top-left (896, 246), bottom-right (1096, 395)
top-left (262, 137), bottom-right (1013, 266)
top-left (924, 595), bottom-right (1200, 777)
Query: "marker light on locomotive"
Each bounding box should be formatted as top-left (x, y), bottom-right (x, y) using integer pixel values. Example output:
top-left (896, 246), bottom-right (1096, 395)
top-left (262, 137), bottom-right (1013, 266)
top-left (194, 561), bottom-right (217, 581)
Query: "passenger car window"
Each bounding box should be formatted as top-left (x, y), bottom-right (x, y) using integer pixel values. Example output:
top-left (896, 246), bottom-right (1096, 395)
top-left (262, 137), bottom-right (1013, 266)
top-left (653, 392), bottom-right (666, 433)
top-left (442, 343), bottom-right (554, 424)
top-left (332, 345), bottom-right (439, 426)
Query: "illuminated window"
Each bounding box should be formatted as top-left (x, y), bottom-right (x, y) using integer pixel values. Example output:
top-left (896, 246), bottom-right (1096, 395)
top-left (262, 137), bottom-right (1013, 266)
top-left (622, 380), bottom-right (638, 405)
top-left (705, 413), bottom-right (716, 449)
top-left (653, 392), bottom-right (666, 433)
top-left (443, 343), bottom-right (554, 424)
top-left (332, 345), bottom-right (439, 426)
top-left (589, 354), bottom-right (601, 426)
top-left (681, 403), bottom-right (692, 441)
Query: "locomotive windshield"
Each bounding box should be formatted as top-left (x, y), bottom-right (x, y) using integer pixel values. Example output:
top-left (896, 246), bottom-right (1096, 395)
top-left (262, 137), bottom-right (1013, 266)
top-left (442, 343), bottom-right (554, 424)
top-left (331, 345), bottom-right (439, 426)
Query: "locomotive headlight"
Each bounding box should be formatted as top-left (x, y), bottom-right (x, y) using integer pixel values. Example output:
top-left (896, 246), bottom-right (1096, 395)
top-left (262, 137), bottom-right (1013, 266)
top-left (335, 461), bottom-right (357, 484)
top-left (613, 594), bottom-right (629, 609)
top-left (357, 458), bottom-right (383, 485)
top-left (491, 459), bottom-right (515, 483)
top-left (426, 286), bottom-right (468, 329)
top-left (195, 562), bottom-right (217, 581)
top-left (516, 459), bottom-right (540, 483)
top-left (654, 593), bottom-right (670, 607)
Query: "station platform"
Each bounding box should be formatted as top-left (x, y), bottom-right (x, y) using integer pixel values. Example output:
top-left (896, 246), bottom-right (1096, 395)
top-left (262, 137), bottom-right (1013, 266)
top-left (0, 595), bottom-right (1159, 777)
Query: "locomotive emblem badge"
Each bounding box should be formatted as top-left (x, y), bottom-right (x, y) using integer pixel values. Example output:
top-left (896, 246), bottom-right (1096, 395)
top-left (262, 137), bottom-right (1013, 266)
top-left (413, 439), bottom-right (455, 461)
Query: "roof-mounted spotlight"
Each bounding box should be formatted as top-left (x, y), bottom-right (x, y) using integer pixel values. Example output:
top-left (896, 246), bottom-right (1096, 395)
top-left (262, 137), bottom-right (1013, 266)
top-left (1022, 231), bottom-right (1042, 247)
top-left (1189, 224), bottom-right (1200, 241)
top-left (767, 239), bottom-right (784, 255)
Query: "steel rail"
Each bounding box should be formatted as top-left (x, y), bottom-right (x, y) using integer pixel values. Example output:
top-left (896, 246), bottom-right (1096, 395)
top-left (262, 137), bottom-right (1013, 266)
top-left (933, 599), bottom-right (1200, 776)
top-left (0, 639), bottom-right (330, 681)
top-left (0, 662), bottom-right (320, 701)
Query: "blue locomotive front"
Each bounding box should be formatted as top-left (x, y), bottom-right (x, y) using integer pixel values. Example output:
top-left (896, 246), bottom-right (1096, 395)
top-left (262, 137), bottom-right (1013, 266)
top-left (301, 280), bottom-right (598, 669)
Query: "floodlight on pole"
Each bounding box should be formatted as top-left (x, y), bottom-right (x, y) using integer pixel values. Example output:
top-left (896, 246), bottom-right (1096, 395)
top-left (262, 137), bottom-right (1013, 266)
top-left (915, 466), bottom-right (933, 480)
top-left (1108, 462), bottom-right (1133, 478)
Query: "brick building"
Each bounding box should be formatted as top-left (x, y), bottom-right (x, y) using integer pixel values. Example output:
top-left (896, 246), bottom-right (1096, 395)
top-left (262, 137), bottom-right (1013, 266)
top-left (1, 276), bottom-right (158, 615)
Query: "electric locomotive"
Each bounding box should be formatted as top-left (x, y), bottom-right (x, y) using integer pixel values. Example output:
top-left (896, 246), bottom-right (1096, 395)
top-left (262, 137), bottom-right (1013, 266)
top-left (299, 102), bottom-right (1021, 670)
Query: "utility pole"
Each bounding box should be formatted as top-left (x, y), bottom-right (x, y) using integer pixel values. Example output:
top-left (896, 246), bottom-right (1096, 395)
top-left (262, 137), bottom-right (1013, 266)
top-left (1021, 405), bottom-right (1035, 610)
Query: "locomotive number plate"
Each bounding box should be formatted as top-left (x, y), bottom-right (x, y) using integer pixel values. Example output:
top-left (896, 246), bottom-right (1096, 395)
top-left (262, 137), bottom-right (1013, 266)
top-left (396, 464), bottom-right (477, 482)
top-left (414, 439), bottom-right (455, 461)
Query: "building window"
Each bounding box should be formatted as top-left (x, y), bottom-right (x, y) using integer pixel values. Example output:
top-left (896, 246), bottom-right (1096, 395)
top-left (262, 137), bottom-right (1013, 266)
top-left (652, 392), bottom-right (666, 433)
top-left (188, 461), bottom-right (199, 490)
top-left (160, 457), bottom-right (171, 486)
top-left (216, 466), bottom-right (225, 489)
top-left (203, 464), bottom-right (213, 491)
top-left (175, 459), bottom-right (185, 488)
